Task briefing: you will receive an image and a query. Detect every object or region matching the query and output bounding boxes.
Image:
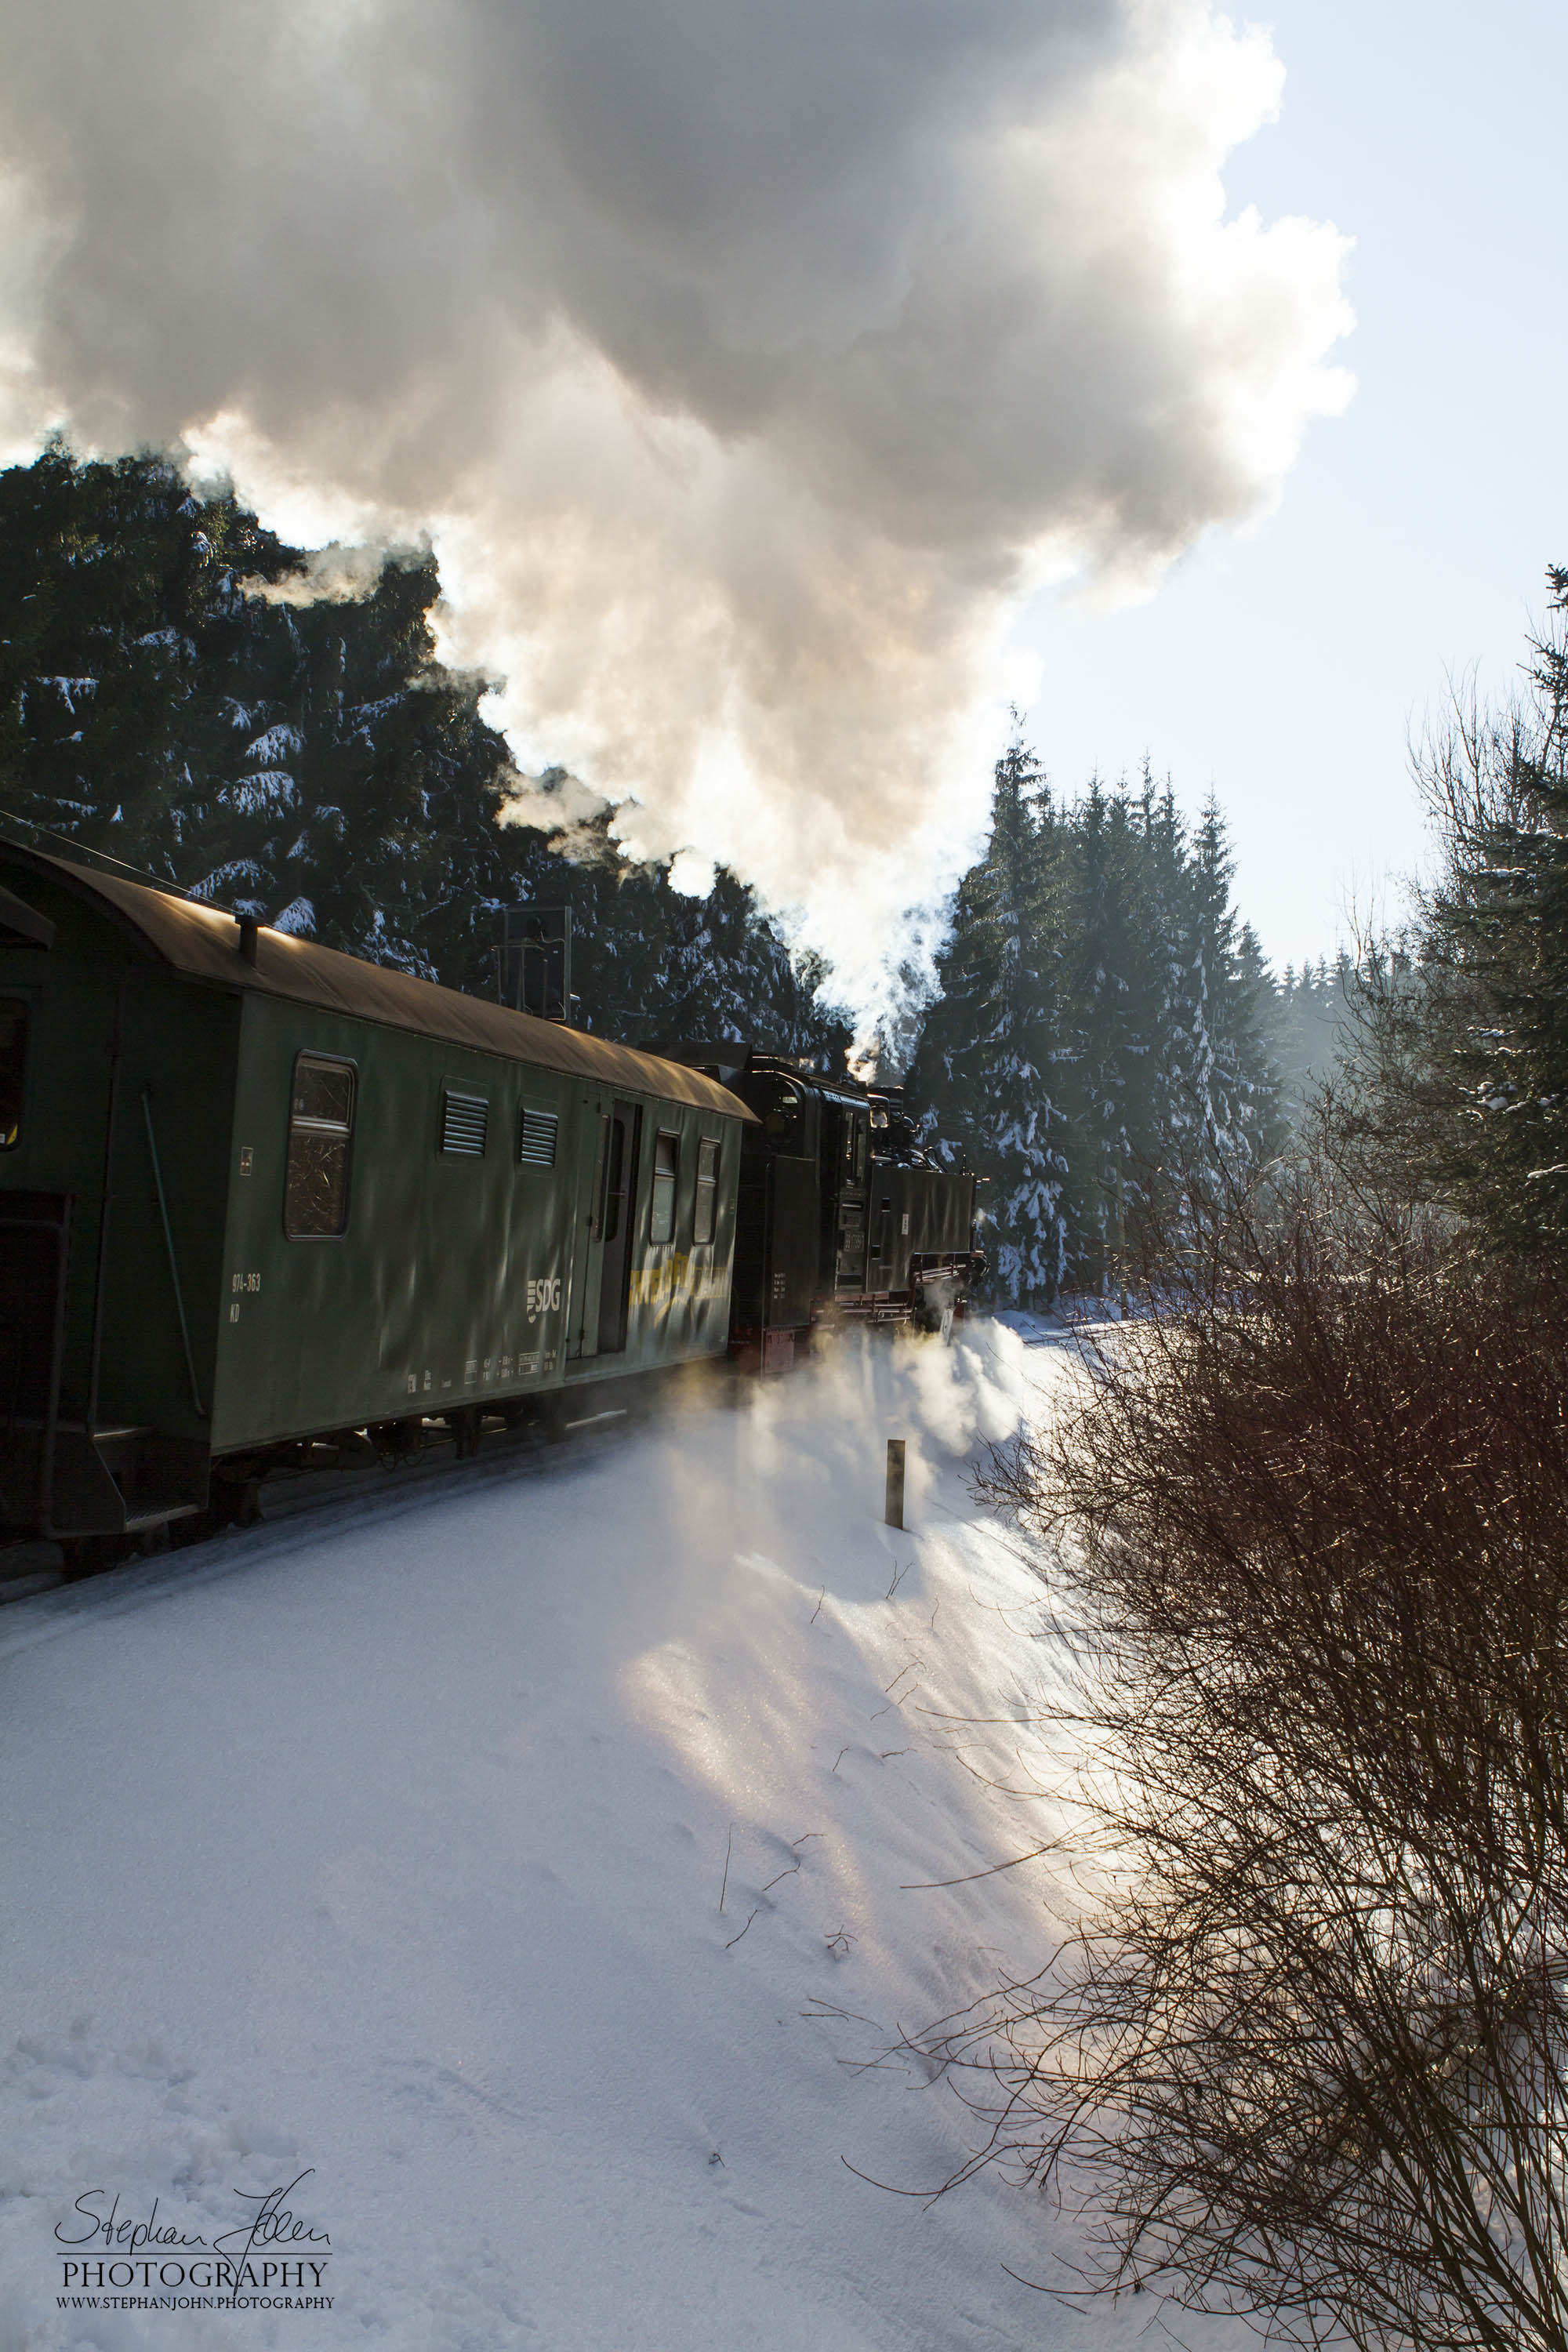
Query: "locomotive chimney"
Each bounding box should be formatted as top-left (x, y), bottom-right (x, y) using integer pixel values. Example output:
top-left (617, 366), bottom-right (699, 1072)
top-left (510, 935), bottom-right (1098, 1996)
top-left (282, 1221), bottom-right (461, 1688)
top-left (235, 913), bottom-right (259, 965)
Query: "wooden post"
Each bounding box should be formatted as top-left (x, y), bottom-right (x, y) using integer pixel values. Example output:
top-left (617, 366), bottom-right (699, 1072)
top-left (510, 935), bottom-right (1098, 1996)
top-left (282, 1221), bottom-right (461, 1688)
top-left (885, 1439), bottom-right (906, 1529)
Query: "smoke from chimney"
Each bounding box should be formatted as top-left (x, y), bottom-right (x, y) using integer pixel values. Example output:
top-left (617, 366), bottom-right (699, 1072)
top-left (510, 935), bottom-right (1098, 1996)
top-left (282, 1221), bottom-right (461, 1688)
top-left (0, 0), bottom-right (1352, 1014)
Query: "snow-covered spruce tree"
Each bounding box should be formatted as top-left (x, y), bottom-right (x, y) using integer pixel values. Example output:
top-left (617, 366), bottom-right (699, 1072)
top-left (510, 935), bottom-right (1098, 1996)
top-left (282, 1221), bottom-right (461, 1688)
top-left (907, 740), bottom-right (1069, 1304)
top-left (1413, 571), bottom-right (1568, 1252)
top-left (1112, 775), bottom-right (1229, 1266)
top-left (1053, 779), bottom-right (1172, 1297)
top-left (1134, 772), bottom-right (1192, 1156)
top-left (1161, 798), bottom-right (1285, 1187)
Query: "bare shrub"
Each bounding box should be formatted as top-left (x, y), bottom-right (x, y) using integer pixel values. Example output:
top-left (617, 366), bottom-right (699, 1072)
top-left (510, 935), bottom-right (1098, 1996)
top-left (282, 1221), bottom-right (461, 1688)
top-left (942, 1186), bottom-right (1568, 2350)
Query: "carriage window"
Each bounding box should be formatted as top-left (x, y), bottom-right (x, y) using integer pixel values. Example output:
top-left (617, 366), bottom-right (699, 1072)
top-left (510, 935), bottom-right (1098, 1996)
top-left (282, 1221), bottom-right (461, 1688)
top-left (518, 1105), bottom-right (557, 1169)
top-left (651, 1131), bottom-right (679, 1244)
top-left (693, 1137), bottom-right (720, 1246)
top-left (441, 1089), bottom-right (488, 1156)
top-left (284, 1053), bottom-right (355, 1236)
top-left (0, 1000), bottom-right (26, 1149)
top-left (757, 1077), bottom-right (804, 1155)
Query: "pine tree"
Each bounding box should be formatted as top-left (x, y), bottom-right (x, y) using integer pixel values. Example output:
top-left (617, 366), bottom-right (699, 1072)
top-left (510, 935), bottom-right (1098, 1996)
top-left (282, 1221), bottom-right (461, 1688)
top-left (1054, 780), bottom-right (1167, 1296)
top-left (907, 739), bottom-right (1067, 1303)
top-left (1419, 572), bottom-right (1568, 1250)
top-left (1171, 797), bottom-right (1283, 1172)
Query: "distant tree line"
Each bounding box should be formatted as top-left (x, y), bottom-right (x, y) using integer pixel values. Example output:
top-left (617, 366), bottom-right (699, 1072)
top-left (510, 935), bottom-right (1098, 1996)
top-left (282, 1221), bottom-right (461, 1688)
top-left (0, 445), bottom-right (851, 1063)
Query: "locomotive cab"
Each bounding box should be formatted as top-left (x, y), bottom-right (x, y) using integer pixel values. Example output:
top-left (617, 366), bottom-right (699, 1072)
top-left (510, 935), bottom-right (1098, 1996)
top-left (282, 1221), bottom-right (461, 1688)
top-left (646, 1042), bottom-right (982, 1365)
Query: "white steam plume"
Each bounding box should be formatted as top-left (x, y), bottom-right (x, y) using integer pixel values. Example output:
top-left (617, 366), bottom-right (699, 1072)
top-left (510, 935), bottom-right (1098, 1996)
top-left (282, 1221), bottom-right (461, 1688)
top-left (0, 0), bottom-right (1351, 1016)
top-left (238, 541), bottom-right (412, 609)
top-left (497, 765), bottom-right (616, 862)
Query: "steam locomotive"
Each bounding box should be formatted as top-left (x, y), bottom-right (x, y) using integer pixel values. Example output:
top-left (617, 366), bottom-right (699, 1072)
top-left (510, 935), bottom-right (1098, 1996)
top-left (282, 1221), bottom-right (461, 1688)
top-left (648, 1044), bottom-right (978, 1370)
top-left (0, 840), bottom-right (981, 1567)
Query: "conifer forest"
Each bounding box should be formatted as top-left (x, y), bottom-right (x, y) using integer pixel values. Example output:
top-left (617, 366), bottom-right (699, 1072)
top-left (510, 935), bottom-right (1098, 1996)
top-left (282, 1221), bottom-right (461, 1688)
top-left (904, 744), bottom-right (1353, 1301)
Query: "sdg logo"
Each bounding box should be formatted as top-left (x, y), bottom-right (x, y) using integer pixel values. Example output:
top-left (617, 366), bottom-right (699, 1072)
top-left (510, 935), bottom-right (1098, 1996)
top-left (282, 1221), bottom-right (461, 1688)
top-left (526, 1274), bottom-right (561, 1322)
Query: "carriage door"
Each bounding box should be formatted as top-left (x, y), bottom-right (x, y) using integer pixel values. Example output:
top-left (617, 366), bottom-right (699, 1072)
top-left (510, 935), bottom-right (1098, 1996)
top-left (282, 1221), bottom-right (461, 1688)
top-left (834, 1105), bottom-right (869, 1293)
top-left (568, 1107), bottom-right (610, 1361)
top-left (596, 1101), bottom-right (641, 1355)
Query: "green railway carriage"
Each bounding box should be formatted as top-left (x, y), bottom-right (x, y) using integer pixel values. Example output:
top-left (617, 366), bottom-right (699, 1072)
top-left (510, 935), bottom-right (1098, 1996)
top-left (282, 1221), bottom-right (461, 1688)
top-left (0, 844), bottom-right (753, 1554)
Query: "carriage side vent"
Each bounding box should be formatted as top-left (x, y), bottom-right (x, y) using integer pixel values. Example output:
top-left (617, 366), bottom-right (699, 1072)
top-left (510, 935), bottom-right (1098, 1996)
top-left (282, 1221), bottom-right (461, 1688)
top-left (440, 1089), bottom-right (489, 1157)
top-left (518, 1105), bottom-right (558, 1169)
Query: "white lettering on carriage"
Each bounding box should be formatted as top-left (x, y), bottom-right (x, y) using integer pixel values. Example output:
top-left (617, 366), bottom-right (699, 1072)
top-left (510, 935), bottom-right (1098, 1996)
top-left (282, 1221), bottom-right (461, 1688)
top-left (526, 1275), bottom-right (561, 1322)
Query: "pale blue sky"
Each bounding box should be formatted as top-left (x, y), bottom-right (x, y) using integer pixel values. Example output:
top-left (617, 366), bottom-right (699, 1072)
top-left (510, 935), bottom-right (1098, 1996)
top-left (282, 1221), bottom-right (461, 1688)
top-left (1013, 0), bottom-right (1568, 972)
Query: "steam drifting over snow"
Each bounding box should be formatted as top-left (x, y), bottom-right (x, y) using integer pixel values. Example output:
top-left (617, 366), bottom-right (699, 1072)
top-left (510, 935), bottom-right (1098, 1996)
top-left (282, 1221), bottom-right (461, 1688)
top-left (0, 0), bottom-right (1351, 1010)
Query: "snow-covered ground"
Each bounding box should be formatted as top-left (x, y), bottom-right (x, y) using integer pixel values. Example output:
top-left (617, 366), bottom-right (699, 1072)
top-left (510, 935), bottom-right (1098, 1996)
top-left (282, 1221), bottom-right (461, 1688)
top-left (0, 1320), bottom-right (1242, 2352)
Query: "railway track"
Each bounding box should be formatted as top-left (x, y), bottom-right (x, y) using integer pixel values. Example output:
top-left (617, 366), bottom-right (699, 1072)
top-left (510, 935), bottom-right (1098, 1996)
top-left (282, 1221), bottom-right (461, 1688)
top-left (0, 1385), bottom-right (682, 1633)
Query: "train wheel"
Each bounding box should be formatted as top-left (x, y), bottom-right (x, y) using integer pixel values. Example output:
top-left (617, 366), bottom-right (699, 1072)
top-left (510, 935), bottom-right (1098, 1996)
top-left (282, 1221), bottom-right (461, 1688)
top-left (209, 1472), bottom-right (263, 1530)
top-left (370, 1418), bottom-right (423, 1463)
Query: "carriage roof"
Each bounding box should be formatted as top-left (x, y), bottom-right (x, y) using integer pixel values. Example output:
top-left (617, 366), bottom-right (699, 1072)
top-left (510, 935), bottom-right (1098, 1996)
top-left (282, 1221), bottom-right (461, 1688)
top-left (0, 843), bottom-right (754, 1121)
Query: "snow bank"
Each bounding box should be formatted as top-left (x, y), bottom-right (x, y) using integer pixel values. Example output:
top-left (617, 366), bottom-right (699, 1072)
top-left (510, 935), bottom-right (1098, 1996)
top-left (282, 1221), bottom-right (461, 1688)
top-left (0, 1323), bottom-right (1244, 2351)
